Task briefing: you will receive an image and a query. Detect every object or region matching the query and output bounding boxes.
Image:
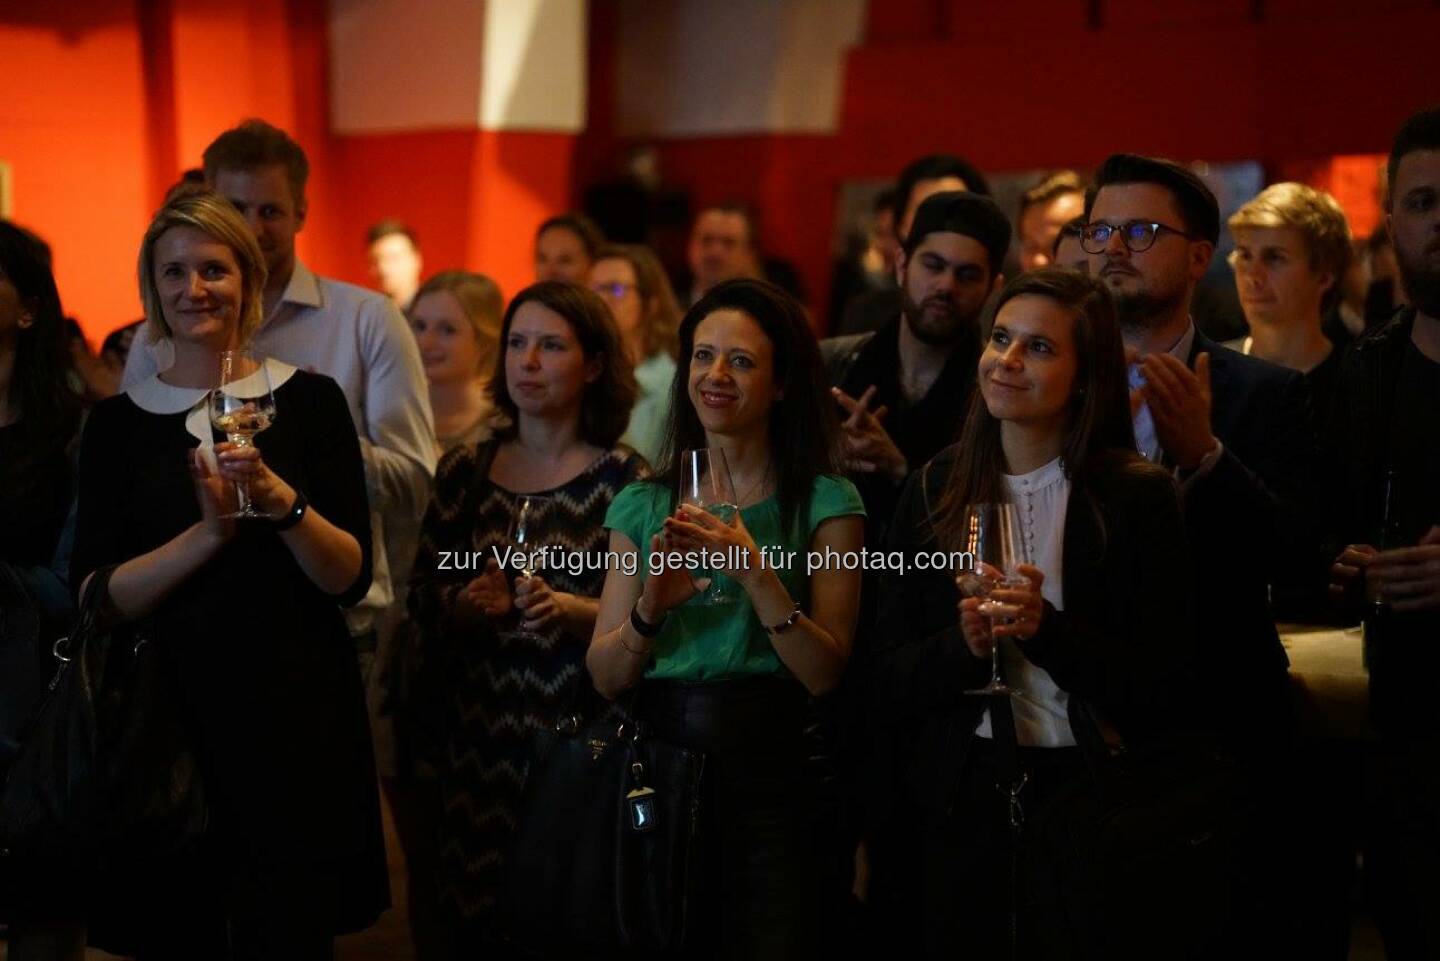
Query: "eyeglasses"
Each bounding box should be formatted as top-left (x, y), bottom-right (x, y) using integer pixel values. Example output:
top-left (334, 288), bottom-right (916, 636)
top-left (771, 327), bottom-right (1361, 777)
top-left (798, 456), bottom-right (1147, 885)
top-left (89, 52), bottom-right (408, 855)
top-left (591, 281), bottom-right (637, 299)
top-left (1079, 220), bottom-right (1196, 254)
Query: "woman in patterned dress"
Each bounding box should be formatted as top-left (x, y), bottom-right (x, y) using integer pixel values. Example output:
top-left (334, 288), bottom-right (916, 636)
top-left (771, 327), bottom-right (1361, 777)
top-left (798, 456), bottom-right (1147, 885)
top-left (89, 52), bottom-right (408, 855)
top-left (408, 281), bottom-right (646, 954)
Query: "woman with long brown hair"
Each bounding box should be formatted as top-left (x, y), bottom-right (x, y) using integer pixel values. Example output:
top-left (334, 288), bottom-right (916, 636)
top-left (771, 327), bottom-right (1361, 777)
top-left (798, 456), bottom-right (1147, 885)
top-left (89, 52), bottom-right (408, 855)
top-left (872, 268), bottom-right (1197, 958)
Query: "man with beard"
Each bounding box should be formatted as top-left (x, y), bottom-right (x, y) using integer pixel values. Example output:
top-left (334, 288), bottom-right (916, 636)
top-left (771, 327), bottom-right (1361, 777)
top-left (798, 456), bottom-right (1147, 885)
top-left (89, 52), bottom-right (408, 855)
top-left (1085, 155), bottom-right (1317, 956)
top-left (1327, 105), bottom-right (1440, 958)
top-left (826, 190), bottom-right (1009, 527)
top-left (835, 154), bottom-right (993, 337)
top-left (1083, 154), bottom-right (1314, 753)
top-left (819, 191), bottom-right (1008, 955)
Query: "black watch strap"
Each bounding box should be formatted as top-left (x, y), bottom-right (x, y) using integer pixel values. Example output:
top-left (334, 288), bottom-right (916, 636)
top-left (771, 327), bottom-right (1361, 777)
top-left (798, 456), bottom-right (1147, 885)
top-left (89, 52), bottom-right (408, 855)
top-left (630, 603), bottom-right (665, 638)
top-left (272, 490), bottom-right (308, 531)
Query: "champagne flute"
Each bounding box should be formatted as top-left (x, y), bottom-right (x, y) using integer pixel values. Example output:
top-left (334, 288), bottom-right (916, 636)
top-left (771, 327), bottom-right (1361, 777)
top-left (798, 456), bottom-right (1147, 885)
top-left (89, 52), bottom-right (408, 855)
top-left (958, 502), bottom-right (1031, 697)
top-left (506, 494), bottom-right (552, 642)
top-left (678, 448), bottom-right (738, 605)
top-left (208, 349), bottom-right (277, 520)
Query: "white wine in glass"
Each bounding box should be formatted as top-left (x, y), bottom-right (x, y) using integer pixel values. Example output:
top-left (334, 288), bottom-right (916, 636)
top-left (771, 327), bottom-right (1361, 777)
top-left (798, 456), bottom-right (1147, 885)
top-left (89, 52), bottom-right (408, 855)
top-left (678, 448), bottom-right (738, 606)
top-left (208, 349), bottom-right (277, 520)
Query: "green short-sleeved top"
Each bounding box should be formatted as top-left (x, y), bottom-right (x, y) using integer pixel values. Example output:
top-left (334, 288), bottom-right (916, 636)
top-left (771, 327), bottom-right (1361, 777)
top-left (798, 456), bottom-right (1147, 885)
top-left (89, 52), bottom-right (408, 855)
top-left (603, 474), bottom-right (865, 681)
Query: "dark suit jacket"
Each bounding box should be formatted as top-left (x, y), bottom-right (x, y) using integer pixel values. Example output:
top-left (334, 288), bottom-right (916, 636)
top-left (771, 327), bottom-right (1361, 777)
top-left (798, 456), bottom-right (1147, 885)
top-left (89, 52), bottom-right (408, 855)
top-left (872, 446), bottom-right (1197, 820)
top-left (1179, 333), bottom-right (1316, 752)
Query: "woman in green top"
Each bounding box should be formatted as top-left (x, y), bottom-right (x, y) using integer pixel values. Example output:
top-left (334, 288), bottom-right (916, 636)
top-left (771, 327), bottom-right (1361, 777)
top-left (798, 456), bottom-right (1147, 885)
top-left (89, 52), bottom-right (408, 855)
top-left (589, 242), bottom-right (680, 467)
top-left (589, 278), bottom-right (865, 959)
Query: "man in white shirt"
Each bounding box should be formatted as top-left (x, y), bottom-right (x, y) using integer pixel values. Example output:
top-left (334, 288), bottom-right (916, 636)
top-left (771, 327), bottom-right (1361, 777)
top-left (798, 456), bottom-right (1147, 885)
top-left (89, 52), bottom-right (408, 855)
top-left (123, 119), bottom-right (437, 655)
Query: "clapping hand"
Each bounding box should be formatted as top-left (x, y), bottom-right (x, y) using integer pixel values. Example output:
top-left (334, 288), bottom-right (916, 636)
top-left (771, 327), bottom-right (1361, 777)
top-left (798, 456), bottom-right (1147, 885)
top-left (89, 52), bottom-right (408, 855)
top-left (190, 448), bottom-right (236, 543)
top-left (455, 557), bottom-right (513, 625)
top-left (1136, 352), bottom-right (1218, 470)
top-left (514, 573), bottom-right (572, 632)
top-left (956, 563), bottom-right (1045, 658)
top-left (215, 440), bottom-right (296, 516)
top-left (1366, 527), bottom-right (1440, 613)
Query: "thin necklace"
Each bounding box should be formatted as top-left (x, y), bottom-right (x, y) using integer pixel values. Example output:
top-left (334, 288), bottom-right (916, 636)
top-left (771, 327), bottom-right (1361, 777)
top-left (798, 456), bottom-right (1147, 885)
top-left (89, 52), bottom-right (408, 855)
top-left (734, 457), bottom-right (774, 507)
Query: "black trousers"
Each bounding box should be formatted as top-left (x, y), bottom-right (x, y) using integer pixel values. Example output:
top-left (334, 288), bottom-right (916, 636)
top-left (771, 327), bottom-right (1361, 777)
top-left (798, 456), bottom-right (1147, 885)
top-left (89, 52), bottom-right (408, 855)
top-left (921, 737), bottom-right (1083, 961)
top-left (1366, 736), bottom-right (1440, 960)
top-left (639, 676), bottom-right (827, 961)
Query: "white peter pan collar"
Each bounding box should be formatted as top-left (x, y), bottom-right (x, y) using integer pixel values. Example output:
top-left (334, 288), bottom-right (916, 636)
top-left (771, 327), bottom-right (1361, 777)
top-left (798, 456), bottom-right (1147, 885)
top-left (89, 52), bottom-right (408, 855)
top-left (125, 357), bottom-right (297, 468)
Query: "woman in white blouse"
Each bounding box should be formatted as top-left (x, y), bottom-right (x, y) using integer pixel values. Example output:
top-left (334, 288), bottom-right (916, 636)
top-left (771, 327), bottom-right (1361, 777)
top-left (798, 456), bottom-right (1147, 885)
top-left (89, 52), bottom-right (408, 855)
top-left (870, 268), bottom-right (1198, 958)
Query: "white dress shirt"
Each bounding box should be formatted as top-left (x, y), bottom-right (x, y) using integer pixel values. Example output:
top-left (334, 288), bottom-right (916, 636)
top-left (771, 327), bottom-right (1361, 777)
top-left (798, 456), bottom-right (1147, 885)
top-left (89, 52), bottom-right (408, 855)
top-left (974, 456), bottom-right (1077, 748)
top-left (122, 261), bottom-right (437, 634)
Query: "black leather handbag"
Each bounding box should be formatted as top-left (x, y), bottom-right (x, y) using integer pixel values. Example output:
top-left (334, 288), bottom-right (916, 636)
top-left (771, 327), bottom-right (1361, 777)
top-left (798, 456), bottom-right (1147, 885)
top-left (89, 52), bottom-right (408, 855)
top-left (505, 686), bottom-right (705, 955)
top-left (0, 566), bottom-right (206, 914)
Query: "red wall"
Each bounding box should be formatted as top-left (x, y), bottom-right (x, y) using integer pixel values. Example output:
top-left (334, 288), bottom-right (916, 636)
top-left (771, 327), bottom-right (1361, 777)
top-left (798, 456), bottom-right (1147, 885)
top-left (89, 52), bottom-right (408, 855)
top-left (5, 0), bottom-right (1438, 342)
top-left (1, 1), bottom-right (154, 338)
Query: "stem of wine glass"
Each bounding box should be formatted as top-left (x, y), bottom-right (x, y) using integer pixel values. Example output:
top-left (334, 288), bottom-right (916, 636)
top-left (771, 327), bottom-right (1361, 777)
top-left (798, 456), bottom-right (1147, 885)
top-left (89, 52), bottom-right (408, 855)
top-left (228, 433), bottom-right (253, 514)
top-left (989, 615), bottom-right (1003, 685)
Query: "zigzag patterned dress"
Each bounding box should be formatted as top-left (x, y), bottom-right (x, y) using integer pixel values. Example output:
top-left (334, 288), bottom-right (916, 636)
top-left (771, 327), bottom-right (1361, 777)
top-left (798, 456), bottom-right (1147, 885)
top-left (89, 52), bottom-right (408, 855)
top-left (408, 440), bottom-right (648, 927)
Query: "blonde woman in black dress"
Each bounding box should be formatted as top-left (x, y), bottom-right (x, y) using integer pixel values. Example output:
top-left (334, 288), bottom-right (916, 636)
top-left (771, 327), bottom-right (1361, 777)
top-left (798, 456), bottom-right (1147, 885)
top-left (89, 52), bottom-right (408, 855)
top-left (72, 191), bottom-right (385, 958)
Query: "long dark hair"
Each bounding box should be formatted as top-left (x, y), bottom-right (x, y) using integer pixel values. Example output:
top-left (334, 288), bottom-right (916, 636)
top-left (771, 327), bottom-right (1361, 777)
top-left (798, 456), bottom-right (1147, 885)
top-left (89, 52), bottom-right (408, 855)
top-left (489, 281), bottom-right (636, 448)
top-left (933, 268), bottom-right (1150, 550)
top-left (0, 221), bottom-right (79, 450)
top-left (656, 278), bottom-right (839, 538)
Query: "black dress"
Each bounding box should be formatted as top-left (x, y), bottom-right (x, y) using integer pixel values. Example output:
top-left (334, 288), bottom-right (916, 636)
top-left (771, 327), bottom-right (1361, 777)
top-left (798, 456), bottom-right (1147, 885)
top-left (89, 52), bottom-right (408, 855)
top-left (71, 367), bottom-right (388, 949)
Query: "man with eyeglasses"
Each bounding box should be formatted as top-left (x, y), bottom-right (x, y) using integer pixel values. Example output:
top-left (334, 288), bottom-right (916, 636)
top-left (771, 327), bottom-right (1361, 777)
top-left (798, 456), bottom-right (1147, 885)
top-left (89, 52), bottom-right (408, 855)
top-left (1085, 152), bottom-right (1317, 950)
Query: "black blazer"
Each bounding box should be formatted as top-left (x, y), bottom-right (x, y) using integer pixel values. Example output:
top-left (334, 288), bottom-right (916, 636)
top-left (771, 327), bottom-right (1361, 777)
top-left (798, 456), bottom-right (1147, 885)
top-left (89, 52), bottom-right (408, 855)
top-left (871, 445), bottom-right (1196, 820)
top-left (1180, 334), bottom-right (1316, 748)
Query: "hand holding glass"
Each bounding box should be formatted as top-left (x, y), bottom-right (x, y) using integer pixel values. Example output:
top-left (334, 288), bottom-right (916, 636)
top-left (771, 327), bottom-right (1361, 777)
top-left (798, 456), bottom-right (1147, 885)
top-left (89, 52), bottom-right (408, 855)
top-left (678, 448), bottom-right (738, 605)
top-left (208, 350), bottom-right (277, 519)
top-left (957, 502), bottom-right (1031, 697)
top-left (505, 494), bottom-right (551, 641)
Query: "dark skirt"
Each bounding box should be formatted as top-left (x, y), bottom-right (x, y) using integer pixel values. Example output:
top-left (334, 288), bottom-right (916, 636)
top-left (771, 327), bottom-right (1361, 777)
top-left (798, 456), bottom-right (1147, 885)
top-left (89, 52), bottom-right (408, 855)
top-left (638, 674), bottom-right (828, 961)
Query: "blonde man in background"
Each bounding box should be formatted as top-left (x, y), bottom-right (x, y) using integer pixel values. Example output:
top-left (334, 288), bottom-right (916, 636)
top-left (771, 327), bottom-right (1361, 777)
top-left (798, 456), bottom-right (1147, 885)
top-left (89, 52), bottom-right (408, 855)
top-left (1227, 181), bottom-right (1352, 416)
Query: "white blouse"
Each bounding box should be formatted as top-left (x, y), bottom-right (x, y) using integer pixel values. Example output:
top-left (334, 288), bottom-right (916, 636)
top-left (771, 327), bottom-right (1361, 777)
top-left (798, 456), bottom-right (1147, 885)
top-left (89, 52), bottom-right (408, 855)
top-left (974, 455), bottom-right (1077, 748)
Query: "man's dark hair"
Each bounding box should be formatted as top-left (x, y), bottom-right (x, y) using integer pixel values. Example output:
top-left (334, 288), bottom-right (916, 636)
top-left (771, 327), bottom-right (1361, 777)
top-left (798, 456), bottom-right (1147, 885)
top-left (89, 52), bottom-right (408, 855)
top-left (367, 218), bottom-right (419, 249)
top-left (693, 202), bottom-right (759, 248)
top-left (873, 188), bottom-right (897, 215)
top-left (1386, 105), bottom-right (1440, 209)
top-left (895, 154), bottom-right (992, 221)
top-left (902, 190), bottom-right (1012, 274)
top-left (1085, 154), bottom-right (1219, 247)
top-left (1018, 170), bottom-right (1085, 220)
top-left (536, 211), bottom-right (605, 256)
top-left (202, 119), bottom-right (310, 204)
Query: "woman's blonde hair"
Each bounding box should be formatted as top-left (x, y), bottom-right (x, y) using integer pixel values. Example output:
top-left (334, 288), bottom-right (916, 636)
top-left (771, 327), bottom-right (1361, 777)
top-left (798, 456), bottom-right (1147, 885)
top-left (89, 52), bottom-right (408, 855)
top-left (411, 270), bottom-right (505, 375)
top-left (138, 189), bottom-right (267, 345)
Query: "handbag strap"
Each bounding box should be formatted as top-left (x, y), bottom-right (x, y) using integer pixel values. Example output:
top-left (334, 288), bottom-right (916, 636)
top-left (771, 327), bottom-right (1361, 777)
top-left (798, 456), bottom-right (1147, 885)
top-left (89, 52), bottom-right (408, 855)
top-left (54, 565), bottom-right (118, 664)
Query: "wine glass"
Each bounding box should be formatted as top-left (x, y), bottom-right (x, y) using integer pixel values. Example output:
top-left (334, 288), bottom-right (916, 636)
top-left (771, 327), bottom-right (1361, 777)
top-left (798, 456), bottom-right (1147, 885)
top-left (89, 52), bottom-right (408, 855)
top-left (505, 494), bottom-right (552, 642)
top-left (208, 349), bottom-right (277, 519)
top-left (678, 448), bottom-right (738, 605)
top-left (958, 502), bottom-right (1032, 697)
